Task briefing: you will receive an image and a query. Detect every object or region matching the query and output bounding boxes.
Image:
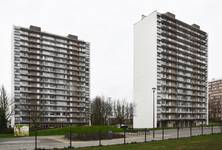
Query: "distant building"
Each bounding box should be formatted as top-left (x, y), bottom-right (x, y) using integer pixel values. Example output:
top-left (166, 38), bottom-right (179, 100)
top-left (12, 25), bottom-right (90, 128)
top-left (208, 79), bottom-right (222, 121)
top-left (134, 11), bottom-right (208, 128)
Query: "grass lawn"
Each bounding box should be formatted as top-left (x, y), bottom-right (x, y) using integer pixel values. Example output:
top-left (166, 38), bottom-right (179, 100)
top-left (64, 133), bottom-right (222, 150)
top-left (29, 125), bottom-right (123, 136)
top-left (0, 125), bottom-right (123, 138)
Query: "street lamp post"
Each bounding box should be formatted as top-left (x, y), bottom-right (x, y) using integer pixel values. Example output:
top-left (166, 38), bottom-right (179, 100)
top-left (152, 87), bottom-right (156, 138)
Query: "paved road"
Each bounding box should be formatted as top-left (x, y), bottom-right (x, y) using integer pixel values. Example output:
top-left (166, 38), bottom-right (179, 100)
top-left (0, 126), bottom-right (221, 150)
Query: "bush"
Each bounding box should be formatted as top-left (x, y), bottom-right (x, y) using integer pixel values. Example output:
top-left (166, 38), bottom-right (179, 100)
top-left (30, 125), bottom-right (123, 136)
top-left (0, 128), bottom-right (13, 134)
top-left (65, 132), bottom-right (124, 141)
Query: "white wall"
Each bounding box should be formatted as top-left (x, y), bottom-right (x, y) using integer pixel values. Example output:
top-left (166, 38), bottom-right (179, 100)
top-left (11, 26), bottom-right (15, 127)
top-left (133, 11), bottom-right (157, 128)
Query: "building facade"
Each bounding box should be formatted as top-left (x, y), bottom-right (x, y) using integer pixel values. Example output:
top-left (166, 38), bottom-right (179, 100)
top-left (134, 11), bottom-right (208, 128)
top-left (12, 25), bottom-right (90, 128)
top-left (208, 79), bottom-right (222, 122)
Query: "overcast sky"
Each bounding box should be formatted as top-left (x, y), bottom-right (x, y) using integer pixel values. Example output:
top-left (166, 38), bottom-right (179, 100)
top-left (0, 0), bottom-right (221, 100)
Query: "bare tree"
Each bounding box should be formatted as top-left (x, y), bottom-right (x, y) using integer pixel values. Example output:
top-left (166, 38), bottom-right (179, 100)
top-left (113, 99), bottom-right (134, 126)
top-left (129, 102), bottom-right (134, 125)
top-left (90, 96), bottom-right (113, 125)
top-left (90, 96), bottom-right (134, 126)
top-left (20, 98), bottom-right (47, 150)
top-left (18, 96), bottom-right (46, 130)
top-left (209, 99), bottom-right (221, 123)
top-left (113, 100), bottom-right (125, 126)
top-left (101, 98), bottom-right (112, 125)
top-left (91, 96), bottom-right (103, 125)
top-left (0, 86), bottom-right (12, 130)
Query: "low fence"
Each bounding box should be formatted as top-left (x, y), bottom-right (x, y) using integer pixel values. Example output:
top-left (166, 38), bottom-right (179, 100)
top-left (1, 125), bottom-right (222, 150)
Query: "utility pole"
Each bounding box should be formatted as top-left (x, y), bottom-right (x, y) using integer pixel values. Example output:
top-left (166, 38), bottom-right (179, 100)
top-left (152, 87), bottom-right (156, 138)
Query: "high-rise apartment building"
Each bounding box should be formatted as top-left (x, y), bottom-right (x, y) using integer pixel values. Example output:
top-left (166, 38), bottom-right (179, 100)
top-left (134, 11), bottom-right (208, 128)
top-left (208, 79), bottom-right (222, 121)
top-left (12, 25), bottom-right (90, 128)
